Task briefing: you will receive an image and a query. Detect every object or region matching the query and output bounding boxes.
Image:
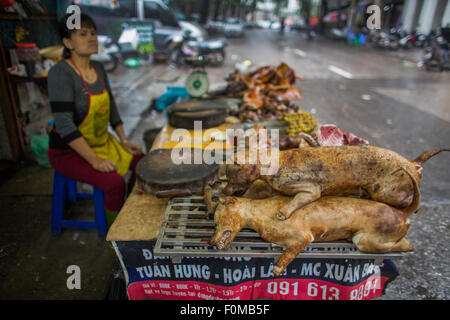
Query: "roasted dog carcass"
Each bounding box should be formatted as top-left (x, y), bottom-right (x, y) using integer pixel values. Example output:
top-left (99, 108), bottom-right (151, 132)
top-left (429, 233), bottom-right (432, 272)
top-left (204, 180), bottom-right (226, 219)
top-left (204, 178), bottom-right (280, 218)
top-left (224, 146), bottom-right (449, 220)
top-left (210, 167), bottom-right (419, 276)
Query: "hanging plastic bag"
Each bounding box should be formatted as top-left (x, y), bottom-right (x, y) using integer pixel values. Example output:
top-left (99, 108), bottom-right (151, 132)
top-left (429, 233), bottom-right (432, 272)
top-left (30, 134), bottom-right (51, 168)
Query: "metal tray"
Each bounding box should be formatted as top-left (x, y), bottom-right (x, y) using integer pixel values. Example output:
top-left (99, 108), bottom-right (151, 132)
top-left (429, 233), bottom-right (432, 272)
top-left (154, 196), bottom-right (410, 264)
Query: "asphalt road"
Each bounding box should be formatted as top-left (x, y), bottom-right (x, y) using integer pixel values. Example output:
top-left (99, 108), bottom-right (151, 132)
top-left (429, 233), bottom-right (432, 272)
top-left (109, 29), bottom-right (450, 300)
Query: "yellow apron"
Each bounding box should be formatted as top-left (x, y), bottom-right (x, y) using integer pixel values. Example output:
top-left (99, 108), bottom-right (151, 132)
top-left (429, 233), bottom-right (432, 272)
top-left (70, 58), bottom-right (132, 176)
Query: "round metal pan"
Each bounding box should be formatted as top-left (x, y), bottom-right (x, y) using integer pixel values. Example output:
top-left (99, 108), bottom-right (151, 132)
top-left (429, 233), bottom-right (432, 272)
top-left (168, 100), bottom-right (227, 129)
top-left (136, 148), bottom-right (219, 197)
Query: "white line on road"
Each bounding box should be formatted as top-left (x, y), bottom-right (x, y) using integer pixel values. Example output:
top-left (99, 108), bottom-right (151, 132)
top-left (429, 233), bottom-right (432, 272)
top-left (328, 65), bottom-right (353, 79)
top-left (294, 49), bottom-right (307, 57)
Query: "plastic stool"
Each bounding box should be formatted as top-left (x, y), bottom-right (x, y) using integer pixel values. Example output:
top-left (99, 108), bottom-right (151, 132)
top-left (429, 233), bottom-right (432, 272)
top-left (359, 34), bottom-right (366, 45)
top-left (347, 33), bottom-right (356, 45)
top-left (51, 171), bottom-right (107, 237)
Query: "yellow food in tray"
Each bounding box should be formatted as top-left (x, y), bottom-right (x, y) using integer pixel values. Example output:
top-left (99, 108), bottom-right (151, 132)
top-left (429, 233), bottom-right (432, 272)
top-left (153, 122), bottom-right (233, 152)
top-left (281, 111), bottom-right (317, 136)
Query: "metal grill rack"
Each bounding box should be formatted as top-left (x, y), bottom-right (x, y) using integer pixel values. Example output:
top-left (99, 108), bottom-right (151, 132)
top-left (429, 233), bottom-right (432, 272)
top-left (154, 196), bottom-right (409, 264)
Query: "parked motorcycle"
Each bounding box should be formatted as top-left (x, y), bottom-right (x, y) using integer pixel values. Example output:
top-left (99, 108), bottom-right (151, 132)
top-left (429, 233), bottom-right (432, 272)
top-left (328, 27), bottom-right (347, 40)
top-left (91, 29), bottom-right (155, 72)
top-left (369, 29), bottom-right (400, 50)
top-left (376, 31), bottom-right (389, 49)
top-left (168, 31), bottom-right (227, 67)
top-left (414, 33), bottom-right (427, 48)
top-left (91, 35), bottom-right (121, 73)
top-left (398, 31), bottom-right (417, 49)
top-left (367, 29), bottom-right (382, 47)
top-left (420, 33), bottom-right (449, 71)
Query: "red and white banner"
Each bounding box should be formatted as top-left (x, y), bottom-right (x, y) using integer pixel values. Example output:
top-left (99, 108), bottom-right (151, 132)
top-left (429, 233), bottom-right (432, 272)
top-left (114, 241), bottom-right (398, 300)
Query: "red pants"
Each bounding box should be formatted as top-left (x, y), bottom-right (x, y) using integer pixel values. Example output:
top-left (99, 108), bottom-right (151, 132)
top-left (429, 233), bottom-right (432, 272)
top-left (48, 148), bottom-right (145, 212)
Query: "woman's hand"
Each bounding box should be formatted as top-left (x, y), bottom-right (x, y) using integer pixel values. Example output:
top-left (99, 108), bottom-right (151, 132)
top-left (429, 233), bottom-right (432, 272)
top-left (115, 125), bottom-right (143, 156)
top-left (68, 137), bottom-right (117, 173)
top-left (121, 140), bottom-right (143, 156)
top-left (91, 156), bottom-right (118, 173)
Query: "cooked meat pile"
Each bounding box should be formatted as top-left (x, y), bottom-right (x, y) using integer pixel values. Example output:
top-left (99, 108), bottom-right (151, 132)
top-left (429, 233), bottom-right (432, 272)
top-left (224, 63), bottom-right (305, 122)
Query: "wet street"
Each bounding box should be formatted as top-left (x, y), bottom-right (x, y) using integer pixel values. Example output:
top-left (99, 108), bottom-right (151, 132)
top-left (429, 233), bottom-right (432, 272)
top-left (106, 29), bottom-right (449, 300)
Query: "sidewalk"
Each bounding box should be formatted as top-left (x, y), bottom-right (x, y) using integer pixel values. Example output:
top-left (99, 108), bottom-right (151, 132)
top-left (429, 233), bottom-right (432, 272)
top-left (0, 160), bottom-right (116, 299)
top-left (0, 64), bottom-right (181, 299)
top-left (381, 47), bottom-right (424, 64)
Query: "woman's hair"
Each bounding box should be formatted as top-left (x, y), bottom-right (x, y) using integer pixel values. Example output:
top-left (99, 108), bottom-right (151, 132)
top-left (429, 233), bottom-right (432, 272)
top-left (58, 13), bottom-right (97, 59)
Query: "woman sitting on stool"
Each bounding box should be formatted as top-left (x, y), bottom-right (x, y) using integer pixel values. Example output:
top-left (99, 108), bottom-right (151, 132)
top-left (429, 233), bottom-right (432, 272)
top-left (48, 13), bottom-right (144, 227)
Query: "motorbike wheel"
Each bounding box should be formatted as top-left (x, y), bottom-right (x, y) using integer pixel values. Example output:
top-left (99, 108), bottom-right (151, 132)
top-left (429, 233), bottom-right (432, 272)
top-left (103, 55), bottom-right (119, 73)
top-left (211, 49), bottom-right (225, 66)
top-left (168, 48), bottom-right (182, 68)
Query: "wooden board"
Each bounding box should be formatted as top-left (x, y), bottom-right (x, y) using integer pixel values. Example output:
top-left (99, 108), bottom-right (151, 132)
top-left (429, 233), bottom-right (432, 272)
top-left (107, 128), bottom-right (169, 241)
top-left (106, 185), bottom-right (168, 241)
